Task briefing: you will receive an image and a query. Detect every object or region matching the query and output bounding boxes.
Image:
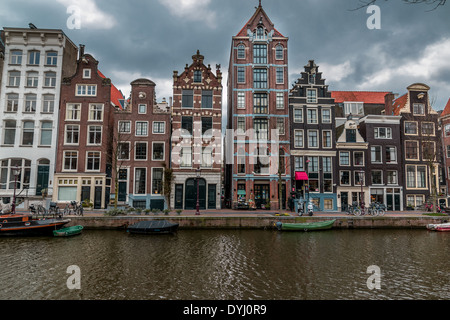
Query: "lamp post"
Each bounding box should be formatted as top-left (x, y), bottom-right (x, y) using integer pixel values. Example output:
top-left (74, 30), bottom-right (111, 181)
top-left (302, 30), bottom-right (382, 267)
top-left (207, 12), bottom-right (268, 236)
top-left (359, 168), bottom-right (364, 209)
top-left (306, 158), bottom-right (310, 212)
top-left (12, 166), bottom-right (21, 215)
top-left (196, 167), bottom-right (201, 215)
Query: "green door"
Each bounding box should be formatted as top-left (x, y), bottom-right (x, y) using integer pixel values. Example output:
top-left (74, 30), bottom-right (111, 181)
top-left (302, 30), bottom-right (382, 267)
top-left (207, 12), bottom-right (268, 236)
top-left (208, 184), bottom-right (216, 209)
top-left (36, 165), bottom-right (49, 196)
top-left (185, 178), bottom-right (206, 210)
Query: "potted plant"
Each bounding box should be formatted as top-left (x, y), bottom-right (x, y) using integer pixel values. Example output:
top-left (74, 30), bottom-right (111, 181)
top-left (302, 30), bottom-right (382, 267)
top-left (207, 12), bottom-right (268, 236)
top-left (265, 202), bottom-right (271, 210)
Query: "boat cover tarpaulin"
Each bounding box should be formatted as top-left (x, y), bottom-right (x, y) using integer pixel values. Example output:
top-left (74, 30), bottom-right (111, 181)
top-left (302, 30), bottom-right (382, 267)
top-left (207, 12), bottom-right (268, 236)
top-left (127, 220), bottom-right (179, 234)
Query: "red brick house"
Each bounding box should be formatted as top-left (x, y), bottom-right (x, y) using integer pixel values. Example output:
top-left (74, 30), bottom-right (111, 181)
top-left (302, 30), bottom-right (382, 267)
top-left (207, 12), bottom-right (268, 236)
top-left (171, 50), bottom-right (223, 210)
top-left (111, 78), bottom-right (171, 210)
top-left (53, 47), bottom-right (122, 209)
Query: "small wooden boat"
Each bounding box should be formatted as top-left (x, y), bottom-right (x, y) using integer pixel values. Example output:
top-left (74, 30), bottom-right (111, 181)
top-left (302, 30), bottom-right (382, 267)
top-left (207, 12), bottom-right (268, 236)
top-left (426, 222), bottom-right (450, 232)
top-left (276, 219), bottom-right (336, 231)
top-left (127, 220), bottom-right (179, 235)
top-left (0, 213), bottom-right (70, 236)
top-left (53, 225), bottom-right (83, 237)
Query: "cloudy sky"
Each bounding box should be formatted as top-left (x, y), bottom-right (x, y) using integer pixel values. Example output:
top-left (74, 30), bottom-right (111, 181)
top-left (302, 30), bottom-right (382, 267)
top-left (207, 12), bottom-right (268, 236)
top-left (2, 0), bottom-right (449, 112)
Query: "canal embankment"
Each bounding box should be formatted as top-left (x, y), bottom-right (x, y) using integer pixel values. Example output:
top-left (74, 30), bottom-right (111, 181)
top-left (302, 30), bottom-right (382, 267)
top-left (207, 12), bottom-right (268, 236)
top-left (62, 210), bottom-right (450, 230)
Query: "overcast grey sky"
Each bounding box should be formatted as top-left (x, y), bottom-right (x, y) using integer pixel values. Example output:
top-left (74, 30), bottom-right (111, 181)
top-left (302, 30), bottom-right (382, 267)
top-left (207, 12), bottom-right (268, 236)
top-left (2, 0), bottom-right (449, 111)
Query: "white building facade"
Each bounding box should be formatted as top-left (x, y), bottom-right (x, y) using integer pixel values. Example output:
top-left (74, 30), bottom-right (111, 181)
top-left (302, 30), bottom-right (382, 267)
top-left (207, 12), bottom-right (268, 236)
top-left (0, 27), bottom-right (77, 206)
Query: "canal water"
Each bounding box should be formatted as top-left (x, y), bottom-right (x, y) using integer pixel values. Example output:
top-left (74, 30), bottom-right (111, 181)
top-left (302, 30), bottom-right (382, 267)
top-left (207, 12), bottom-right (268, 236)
top-left (0, 229), bottom-right (449, 300)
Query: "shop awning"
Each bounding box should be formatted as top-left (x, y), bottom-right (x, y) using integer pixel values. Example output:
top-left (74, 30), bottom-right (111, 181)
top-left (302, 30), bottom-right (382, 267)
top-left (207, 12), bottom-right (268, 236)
top-left (237, 190), bottom-right (246, 195)
top-left (295, 171), bottom-right (309, 181)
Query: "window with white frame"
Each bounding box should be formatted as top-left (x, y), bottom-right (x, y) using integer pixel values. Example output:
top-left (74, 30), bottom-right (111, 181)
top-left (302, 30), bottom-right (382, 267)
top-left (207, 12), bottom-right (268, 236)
top-left (3, 120), bottom-right (16, 145)
top-left (66, 103), bottom-right (81, 120)
top-left (406, 165), bottom-right (427, 189)
top-left (89, 104), bottom-right (103, 121)
top-left (134, 168), bottom-right (146, 194)
top-left (10, 50), bottom-right (22, 65)
top-left (39, 121), bottom-right (52, 146)
top-left (44, 72), bottom-right (56, 87)
top-left (339, 151), bottom-right (350, 166)
top-left (371, 146), bottom-right (382, 163)
top-left (371, 170), bottom-right (383, 185)
top-left (294, 108), bottom-right (303, 122)
top-left (22, 121), bottom-right (34, 145)
top-left (152, 168), bottom-right (163, 194)
top-left (308, 130), bottom-right (318, 148)
top-left (8, 71), bottom-right (20, 87)
top-left (153, 121), bottom-right (165, 134)
top-left (24, 94), bottom-right (37, 112)
top-left (413, 103), bottom-right (425, 115)
top-left (323, 131), bottom-right (332, 148)
top-left (181, 147), bottom-right (192, 167)
top-left (76, 84), bottom-right (97, 96)
top-left (152, 142), bottom-right (164, 161)
top-left (354, 151), bottom-right (364, 166)
top-left (135, 142), bottom-right (147, 160)
top-left (237, 91), bottom-right (245, 109)
top-left (28, 50), bottom-right (40, 65)
top-left (374, 127), bottom-right (392, 139)
top-left (307, 109), bottom-right (318, 124)
top-left (387, 170), bottom-right (398, 184)
top-left (83, 69), bottom-right (91, 79)
top-left (307, 89), bottom-right (317, 103)
top-left (276, 67), bottom-right (284, 84)
top-left (405, 140), bottom-right (419, 160)
top-left (237, 44), bottom-right (245, 59)
top-left (340, 171), bottom-right (350, 185)
top-left (63, 151), bottom-right (78, 171)
top-left (276, 118), bottom-right (285, 135)
top-left (118, 121), bottom-right (131, 134)
top-left (294, 130), bottom-right (303, 148)
top-left (385, 146), bottom-right (397, 163)
top-left (42, 94), bottom-right (55, 113)
top-left (237, 117), bottom-right (246, 134)
top-left (135, 122), bottom-right (148, 136)
top-left (6, 94), bottom-right (19, 112)
top-left (65, 125), bottom-right (79, 144)
top-left (276, 92), bottom-right (284, 109)
top-left (88, 125), bottom-right (102, 145)
top-left (421, 122), bottom-right (435, 136)
top-left (237, 67), bottom-right (245, 83)
top-left (138, 104), bottom-right (147, 114)
top-left (118, 142), bottom-right (130, 160)
top-left (26, 71), bottom-right (38, 87)
top-left (404, 121), bottom-right (418, 135)
top-left (275, 44), bottom-right (283, 60)
top-left (86, 151), bottom-right (101, 171)
top-left (322, 108), bottom-right (331, 123)
top-left (344, 102), bottom-right (363, 115)
top-left (46, 51), bottom-right (58, 65)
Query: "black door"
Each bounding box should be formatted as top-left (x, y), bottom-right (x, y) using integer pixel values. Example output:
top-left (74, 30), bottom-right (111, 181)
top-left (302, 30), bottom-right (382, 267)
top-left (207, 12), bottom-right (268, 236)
top-left (341, 192), bottom-right (348, 211)
top-left (175, 184), bottom-right (183, 209)
top-left (208, 184), bottom-right (216, 209)
top-left (254, 184), bottom-right (269, 209)
top-left (185, 178), bottom-right (206, 210)
top-left (81, 186), bottom-right (91, 203)
top-left (278, 184), bottom-right (286, 209)
top-left (94, 186), bottom-right (102, 209)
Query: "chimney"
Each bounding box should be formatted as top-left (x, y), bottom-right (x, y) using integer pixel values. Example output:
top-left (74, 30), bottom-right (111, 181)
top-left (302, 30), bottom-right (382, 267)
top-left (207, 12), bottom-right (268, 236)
top-left (384, 93), bottom-right (395, 115)
top-left (79, 44), bottom-right (85, 59)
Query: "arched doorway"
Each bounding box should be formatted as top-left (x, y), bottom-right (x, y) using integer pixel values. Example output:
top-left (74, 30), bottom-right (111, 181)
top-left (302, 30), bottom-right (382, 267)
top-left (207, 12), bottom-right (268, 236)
top-left (185, 178), bottom-right (206, 210)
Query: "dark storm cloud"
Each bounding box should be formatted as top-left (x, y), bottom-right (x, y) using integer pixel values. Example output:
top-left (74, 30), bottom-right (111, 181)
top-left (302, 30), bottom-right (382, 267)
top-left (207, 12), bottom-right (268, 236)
top-left (1, 0), bottom-right (449, 108)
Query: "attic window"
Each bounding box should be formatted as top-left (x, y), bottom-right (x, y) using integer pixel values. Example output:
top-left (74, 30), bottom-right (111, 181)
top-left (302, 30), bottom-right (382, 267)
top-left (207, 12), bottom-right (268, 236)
top-left (83, 69), bottom-right (91, 79)
top-left (344, 102), bottom-right (363, 116)
top-left (194, 70), bottom-right (202, 83)
top-left (254, 26), bottom-right (266, 40)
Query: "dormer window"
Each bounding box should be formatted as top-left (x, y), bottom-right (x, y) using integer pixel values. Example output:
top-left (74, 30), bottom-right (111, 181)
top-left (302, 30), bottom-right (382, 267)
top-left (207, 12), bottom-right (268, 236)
top-left (344, 102), bottom-right (363, 116)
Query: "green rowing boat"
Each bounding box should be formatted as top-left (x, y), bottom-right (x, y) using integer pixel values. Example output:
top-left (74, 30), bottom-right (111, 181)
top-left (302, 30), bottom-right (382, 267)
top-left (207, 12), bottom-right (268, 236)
top-left (276, 219), bottom-right (336, 231)
top-left (53, 225), bottom-right (83, 237)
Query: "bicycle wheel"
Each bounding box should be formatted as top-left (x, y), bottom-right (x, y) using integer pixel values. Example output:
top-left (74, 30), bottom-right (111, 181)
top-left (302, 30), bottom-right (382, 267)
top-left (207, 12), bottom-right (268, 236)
top-left (354, 208), bottom-right (361, 216)
top-left (63, 205), bottom-right (70, 216)
top-left (378, 209), bottom-right (385, 216)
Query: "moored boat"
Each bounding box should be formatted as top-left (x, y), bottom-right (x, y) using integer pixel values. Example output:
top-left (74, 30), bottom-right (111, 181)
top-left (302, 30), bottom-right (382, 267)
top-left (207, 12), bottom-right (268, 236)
top-left (426, 222), bottom-right (450, 232)
top-left (276, 219), bottom-right (336, 231)
top-left (53, 225), bottom-right (83, 237)
top-left (0, 213), bottom-right (70, 236)
top-left (127, 220), bottom-right (179, 235)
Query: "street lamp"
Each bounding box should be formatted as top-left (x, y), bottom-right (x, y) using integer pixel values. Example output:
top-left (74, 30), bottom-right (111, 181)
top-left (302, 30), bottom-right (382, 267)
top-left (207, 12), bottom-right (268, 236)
top-left (306, 158), bottom-right (310, 212)
top-left (359, 168), bottom-right (364, 209)
top-left (12, 166), bottom-right (21, 215)
top-left (196, 167), bottom-right (201, 215)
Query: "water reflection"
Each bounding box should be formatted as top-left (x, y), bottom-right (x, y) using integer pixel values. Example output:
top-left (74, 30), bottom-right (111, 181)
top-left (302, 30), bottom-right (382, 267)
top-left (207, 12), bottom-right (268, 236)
top-left (0, 229), bottom-right (449, 300)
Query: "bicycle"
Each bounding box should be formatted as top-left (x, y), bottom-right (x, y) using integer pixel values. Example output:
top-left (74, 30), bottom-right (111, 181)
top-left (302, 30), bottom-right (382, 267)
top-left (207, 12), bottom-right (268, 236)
top-left (48, 202), bottom-right (61, 217)
top-left (346, 202), bottom-right (361, 216)
top-left (64, 201), bottom-right (84, 216)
